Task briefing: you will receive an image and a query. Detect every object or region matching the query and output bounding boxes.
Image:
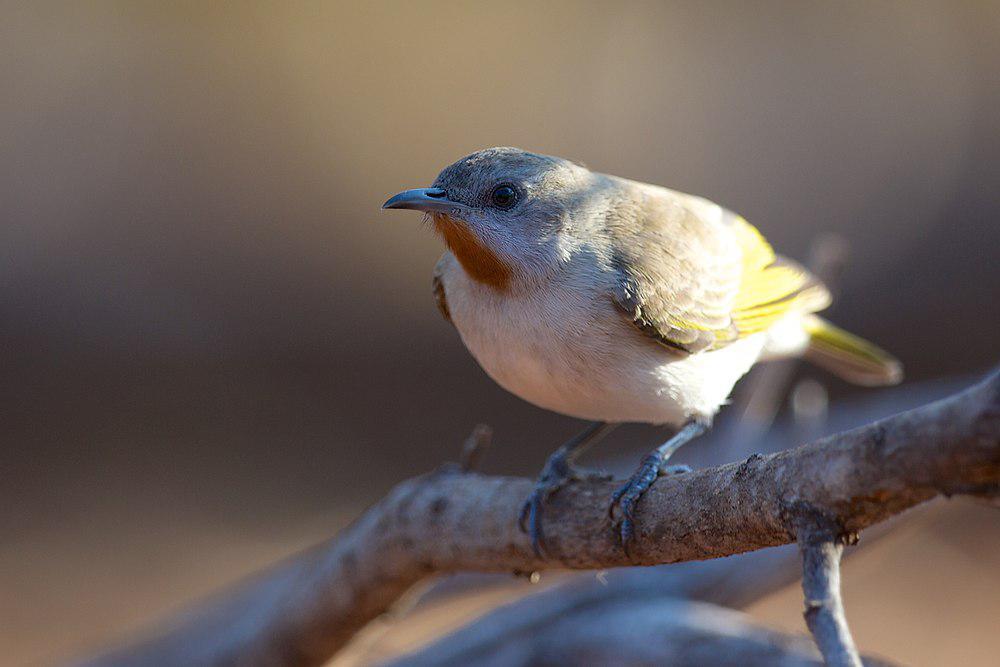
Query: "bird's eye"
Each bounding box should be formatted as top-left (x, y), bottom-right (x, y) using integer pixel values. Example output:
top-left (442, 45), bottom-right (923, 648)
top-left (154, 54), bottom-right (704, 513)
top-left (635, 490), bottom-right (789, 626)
top-left (490, 184), bottom-right (517, 210)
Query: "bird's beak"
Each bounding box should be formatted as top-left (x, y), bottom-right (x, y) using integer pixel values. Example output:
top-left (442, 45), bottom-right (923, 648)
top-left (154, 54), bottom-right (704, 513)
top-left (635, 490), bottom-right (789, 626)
top-left (382, 188), bottom-right (467, 215)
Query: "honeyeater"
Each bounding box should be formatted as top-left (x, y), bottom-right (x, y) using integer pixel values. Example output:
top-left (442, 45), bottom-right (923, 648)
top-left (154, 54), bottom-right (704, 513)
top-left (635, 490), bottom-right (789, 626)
top-left (383, 147), bottom-right (901, 556)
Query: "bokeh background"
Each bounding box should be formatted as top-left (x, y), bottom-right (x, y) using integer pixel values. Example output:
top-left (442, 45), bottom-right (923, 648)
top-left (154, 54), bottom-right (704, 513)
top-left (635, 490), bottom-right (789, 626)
top-left (2, 2), bottom-right (998, 665)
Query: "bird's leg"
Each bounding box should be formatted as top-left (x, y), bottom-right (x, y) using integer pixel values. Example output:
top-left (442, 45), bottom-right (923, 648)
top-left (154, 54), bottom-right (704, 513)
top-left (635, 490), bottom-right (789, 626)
top-left (609, 418), bottom-right (711, 555)
top-left (519, 421), bottom-right (618, 557)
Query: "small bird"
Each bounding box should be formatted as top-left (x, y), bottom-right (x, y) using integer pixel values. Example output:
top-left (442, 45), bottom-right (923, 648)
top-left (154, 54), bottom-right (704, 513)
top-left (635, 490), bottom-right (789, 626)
top-left (383, 147), bottom-right (901, 556)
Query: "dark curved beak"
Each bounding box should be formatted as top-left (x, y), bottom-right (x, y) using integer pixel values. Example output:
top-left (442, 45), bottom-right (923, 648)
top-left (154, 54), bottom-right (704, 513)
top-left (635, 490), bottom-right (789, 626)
top-left (382, 188), bottom-right (466, 214)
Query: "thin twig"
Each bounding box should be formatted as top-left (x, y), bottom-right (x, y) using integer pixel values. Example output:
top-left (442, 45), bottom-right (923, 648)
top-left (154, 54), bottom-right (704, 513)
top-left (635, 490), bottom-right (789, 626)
top-left (797, 517), bottom-right (862, 667)
top-left (458, 424), bottom-right (492, 472)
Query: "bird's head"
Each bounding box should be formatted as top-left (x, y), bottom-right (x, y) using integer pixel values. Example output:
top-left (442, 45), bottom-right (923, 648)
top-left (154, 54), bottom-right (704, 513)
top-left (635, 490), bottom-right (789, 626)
top-left (383, 147), bottom-right (605, 290)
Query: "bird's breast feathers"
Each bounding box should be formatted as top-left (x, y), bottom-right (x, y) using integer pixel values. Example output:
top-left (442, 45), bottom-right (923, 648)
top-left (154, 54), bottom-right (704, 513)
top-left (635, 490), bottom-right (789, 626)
top-left (437, 250), bottom-right (773, 424)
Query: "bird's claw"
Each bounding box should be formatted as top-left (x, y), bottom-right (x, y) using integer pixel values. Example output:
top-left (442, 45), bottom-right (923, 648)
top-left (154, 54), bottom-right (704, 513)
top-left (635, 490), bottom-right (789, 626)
top-left (609, 457), bottom-right (691, 556)
top-left (519, 486), bottom-right (553, 558)
top-left (519, 464), bottom-right (610, 558)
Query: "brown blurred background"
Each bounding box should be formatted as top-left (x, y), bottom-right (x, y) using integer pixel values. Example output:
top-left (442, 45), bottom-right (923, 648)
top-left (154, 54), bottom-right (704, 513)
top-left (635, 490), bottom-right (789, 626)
top-left (2, 2), bottom-right (998, 665)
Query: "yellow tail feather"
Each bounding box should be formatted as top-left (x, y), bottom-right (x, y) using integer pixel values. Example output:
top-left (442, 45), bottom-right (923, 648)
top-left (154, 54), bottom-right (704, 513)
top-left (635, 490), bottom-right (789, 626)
top-left (803, 315), bottom-right (903, 387)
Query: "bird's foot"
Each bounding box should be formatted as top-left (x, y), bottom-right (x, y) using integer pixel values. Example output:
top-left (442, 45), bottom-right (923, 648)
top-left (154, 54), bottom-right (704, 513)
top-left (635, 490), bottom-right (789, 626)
top-left (609, 457), bottom-right (691, 556)
top-left (519, 454), bottom-right (611, 558)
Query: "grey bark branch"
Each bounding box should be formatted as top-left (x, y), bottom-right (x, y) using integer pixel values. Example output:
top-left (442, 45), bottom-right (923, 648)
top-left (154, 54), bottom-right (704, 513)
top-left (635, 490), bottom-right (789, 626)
top-left (389, 597), bottom-right (877, 667)
top-left (86, 370), bottom-right (1000, 667)
top-left (798, 521), bottom-right (862, 667)
top-left (372, 548), bottom-right (809, 666)
top-left (386, 589), bottom-right (896, 667)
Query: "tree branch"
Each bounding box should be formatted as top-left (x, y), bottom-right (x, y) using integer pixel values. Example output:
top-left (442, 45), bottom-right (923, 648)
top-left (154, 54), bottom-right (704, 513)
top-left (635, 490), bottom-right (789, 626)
top-left (797, 520), bottom-right (862, 667)
top-left (386, 590), bottom-right (896, 667)
top-left (389, 597), bottom-right (879, 667)
top-left (85, 370), bottom-right (999, 667)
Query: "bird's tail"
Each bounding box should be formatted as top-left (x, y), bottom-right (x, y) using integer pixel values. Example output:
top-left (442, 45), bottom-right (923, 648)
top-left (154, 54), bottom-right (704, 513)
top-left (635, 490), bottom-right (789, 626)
top-left (802, 315), bottom-right (903, 387)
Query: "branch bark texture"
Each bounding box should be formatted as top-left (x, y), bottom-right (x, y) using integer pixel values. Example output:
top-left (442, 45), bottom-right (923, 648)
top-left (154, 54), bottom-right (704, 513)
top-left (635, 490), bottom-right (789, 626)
top-left (798, 523), bottom-right (861, 667)
top-left (88, 371), bottom-right (999, 667)
top-left (391, 597), bottom-right (848, 667)
top-left (387, 593), bottom-right (896, 667)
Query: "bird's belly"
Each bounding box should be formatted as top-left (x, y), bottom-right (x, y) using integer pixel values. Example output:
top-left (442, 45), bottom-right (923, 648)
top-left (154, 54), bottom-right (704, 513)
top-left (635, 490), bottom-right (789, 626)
top-left (447, 281), bottom-right (765, 424)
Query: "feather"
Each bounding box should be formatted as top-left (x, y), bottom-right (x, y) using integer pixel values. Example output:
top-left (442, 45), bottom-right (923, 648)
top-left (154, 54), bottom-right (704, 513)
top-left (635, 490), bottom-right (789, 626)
top-left (803, 315), bottom-right (903, 386)
top-left (610, 192), bottom-right (830, 353)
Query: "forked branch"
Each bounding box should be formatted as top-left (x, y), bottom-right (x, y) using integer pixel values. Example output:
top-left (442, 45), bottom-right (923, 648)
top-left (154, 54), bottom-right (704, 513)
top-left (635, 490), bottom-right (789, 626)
top-left (87, 370), bottom-right (999, 667)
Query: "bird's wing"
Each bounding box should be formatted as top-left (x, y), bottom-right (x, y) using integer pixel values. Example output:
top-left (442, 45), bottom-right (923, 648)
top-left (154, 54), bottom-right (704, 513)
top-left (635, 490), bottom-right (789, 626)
top-left (609, 190), bottom-right (829, 354)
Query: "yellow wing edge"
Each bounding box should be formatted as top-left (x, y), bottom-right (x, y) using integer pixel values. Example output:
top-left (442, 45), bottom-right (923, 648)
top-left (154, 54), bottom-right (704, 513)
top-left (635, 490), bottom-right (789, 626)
top-left (722, 217), bottom-right (831, 341)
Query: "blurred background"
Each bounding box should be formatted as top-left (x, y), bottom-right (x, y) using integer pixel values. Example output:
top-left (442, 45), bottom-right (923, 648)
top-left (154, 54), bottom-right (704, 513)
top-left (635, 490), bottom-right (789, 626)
top-left (2, 2), bottom-right (998, 665)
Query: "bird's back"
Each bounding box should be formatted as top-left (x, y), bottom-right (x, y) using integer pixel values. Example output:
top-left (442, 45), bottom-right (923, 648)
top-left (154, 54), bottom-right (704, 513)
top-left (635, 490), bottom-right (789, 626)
top-left (599, 177), bottom-right (831, 354)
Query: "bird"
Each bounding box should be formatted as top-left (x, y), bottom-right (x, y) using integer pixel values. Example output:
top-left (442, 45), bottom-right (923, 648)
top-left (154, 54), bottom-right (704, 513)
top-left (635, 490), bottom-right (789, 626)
top-left (382, 147), bottom-right (901, 557)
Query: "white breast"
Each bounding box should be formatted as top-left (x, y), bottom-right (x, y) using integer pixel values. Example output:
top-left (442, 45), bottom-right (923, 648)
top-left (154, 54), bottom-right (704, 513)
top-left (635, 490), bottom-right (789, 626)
top-left (438, 253), bottom-right (768, 425)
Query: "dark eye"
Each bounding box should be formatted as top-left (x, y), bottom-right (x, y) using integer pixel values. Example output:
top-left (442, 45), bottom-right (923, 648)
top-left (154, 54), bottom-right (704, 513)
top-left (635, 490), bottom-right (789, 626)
top-left (490, 184), bottom-right (517, 210)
